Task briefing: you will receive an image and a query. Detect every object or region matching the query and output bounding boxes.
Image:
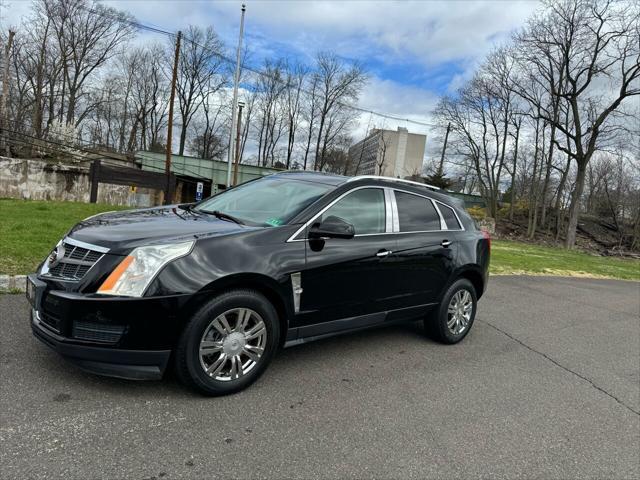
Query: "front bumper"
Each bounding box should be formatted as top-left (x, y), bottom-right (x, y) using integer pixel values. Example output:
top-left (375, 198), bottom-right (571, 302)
top-left (27, 274), bottom-right (196, 380)
top-left (32, 310), bottom-right (171, 379)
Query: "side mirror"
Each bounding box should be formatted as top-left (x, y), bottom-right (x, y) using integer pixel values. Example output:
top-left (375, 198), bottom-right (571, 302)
top-left (309, 215), bottom-right (355, 240)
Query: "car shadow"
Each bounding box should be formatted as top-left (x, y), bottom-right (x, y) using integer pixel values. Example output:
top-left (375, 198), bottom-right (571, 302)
top-left (32, 320), bottom-right (435, 399)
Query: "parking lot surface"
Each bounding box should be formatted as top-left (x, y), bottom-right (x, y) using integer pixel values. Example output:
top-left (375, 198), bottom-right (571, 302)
top-left (1, 276), bottom-right (639, 479)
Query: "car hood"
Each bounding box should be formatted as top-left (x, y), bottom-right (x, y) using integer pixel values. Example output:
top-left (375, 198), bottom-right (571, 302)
top-left (67, 205), bottom-right (252, 252)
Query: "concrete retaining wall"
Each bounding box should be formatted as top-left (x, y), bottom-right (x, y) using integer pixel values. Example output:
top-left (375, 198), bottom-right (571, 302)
top-left (0, 157), bottom-right (157, 206)
top-left (478, 217), bottom-right (496, 235)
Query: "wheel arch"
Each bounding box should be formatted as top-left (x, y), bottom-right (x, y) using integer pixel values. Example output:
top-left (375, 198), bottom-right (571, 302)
top-left (184, 273), bottom-right (293, 346)
top-left (440, 265), bottom-right (486, 301)
top-left (456, 267), bottom-right (485, 299)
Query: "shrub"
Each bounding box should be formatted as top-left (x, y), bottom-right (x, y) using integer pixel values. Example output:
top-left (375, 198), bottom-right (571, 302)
top-left (467, 206), bottom-right (487, 220)
top-left (498, 200), bottom-right (529, 218)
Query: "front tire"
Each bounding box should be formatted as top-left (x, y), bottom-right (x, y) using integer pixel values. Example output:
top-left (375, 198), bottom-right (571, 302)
top-left (425, 278), bottom-right (477, 344)
top-left (175, 289), bottom-right (280, 396)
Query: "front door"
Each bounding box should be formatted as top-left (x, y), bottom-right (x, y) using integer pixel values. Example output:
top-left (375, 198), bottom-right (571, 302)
top-left (294, 187), bottom-right (397, 330)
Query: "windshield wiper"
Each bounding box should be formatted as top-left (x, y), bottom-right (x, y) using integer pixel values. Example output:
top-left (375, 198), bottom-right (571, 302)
top-left (199, 210), bottom-right (245, 225)
top-left (179, 203), bottom-right (196, 212)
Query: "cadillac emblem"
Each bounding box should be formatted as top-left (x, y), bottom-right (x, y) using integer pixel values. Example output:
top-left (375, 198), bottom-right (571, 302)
top-left (48, 243), bottom-right (65, 268)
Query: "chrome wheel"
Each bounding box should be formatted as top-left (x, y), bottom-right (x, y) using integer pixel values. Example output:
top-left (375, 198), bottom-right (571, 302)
top-left (447, 289), bottom-right (473, 335)
top-left (199, 308), bottom-right (267, 382)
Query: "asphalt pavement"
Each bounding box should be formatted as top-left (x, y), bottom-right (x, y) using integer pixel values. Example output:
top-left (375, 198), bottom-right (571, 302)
top-left (1, 276), bottom-right (639, 479)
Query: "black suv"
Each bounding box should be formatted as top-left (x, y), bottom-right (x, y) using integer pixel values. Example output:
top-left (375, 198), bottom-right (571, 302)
top-left (27, 173), bottom-right (490, 395)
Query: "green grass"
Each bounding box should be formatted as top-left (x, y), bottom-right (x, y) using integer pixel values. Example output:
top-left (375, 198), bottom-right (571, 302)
top-left (0, 199), bottom-right (128, 275)
top-left (1, 199), bottom-right (638, 281)
top-left (491, 239), bottom-right (640, 281)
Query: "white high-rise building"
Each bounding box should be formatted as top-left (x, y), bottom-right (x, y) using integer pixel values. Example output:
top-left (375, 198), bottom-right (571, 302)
top-left (347, 127), bottom-right (426, 177)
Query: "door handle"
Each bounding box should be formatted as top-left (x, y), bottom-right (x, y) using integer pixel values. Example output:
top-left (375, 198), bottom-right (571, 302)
top-left (376, 249), bottom-right (392, 257)
top-left (441, 240), bottom-right (452, 247)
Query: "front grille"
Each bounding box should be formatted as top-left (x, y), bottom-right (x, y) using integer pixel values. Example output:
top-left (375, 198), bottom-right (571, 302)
top-left (67, 246), bottom-right (102, 262)
top-left (72, 321), bottom-right (125, 344)
top-left (44, 241), bottom-right (104, 281)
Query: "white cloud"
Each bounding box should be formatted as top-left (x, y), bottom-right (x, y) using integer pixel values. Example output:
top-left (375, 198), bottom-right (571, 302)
top-left (203, 0), bottom-right (539, 66)
top-left (4, 0), bottom-right (538, 66)
top-left (2, 0), bottom-right (540, 136)
top-left (3, 0), bottom-right (33, 27)
top-left (355, 76), bottom-right (438, 133)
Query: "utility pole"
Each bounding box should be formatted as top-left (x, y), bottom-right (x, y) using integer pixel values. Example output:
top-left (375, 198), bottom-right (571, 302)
top-left (232, 102), bottom-right (244, 186)
top-left (438, 122), bottom-right (450, 175)
top-left (226, 4), bottom-right (246, 188)
top-left (1, 30), bottom-right (16, 157)
top-left (164, 31), bottom-right (181, 205)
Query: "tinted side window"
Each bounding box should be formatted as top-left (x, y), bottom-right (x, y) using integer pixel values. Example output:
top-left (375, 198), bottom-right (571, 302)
top-left (438, 203), bottom-right (462, 230)
top-left (320, 188), bottom-right (386, 235)
top-left (395, 191), bottom-right (441, 232)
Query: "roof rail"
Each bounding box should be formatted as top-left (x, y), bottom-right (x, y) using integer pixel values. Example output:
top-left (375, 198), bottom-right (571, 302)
top-left (346, 175), bottom-right (440, 191)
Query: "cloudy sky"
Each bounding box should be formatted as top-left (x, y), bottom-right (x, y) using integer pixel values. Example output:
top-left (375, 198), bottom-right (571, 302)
top-left (4, 0), bottom-right (540, 139)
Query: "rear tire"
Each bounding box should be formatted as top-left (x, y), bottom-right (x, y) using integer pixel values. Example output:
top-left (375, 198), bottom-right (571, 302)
top-left (425, 278), bottom-right (477, 344)
top-left (175, 289), bottom-right (280, 396)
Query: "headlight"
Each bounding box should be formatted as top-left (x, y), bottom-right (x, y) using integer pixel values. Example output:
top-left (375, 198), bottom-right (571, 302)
top-left (98, 241), bottom-right (194, 297)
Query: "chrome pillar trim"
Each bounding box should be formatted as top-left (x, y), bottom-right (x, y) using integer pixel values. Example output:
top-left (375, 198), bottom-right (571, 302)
top-left (433, 199), bottom-right (466, 231)
top-left (291, 272), bottom-right (303, 313)
top-left (389, 189), bottom-right (400, 232)
top-left (431, 200), bottom-right (448, 231)
top-left (383, 188), bottom-right (394, 233)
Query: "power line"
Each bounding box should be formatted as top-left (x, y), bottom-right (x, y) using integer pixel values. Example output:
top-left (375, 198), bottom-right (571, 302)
top-left (78, 5), bottom-right (438, 130)
top-left (186, 33), bottom-right (438, 129)
top-left (10, 4), bottom-right (439, 175)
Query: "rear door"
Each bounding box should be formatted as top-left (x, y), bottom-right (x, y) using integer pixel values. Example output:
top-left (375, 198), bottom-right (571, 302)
top-left (390, 190), bottom-right (460, 309)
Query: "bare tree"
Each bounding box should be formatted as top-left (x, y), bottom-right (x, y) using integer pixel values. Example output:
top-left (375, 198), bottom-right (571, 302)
top-left (23, 13), bottom-right (51, 141)
top-left (315, 105), bottom-right (355, 171)
top-left (194, 50), bottom-right (228, 159)
top-left (313, 52), bottom-right (366, 170)
top-left (41, 0), bottom-right (135, 125)
top-left (128, 47), bottom-right (172, 152)
top-left (172, 25), bottom-right (225, 156)
top-left (189, 129), bottom-right (226, 160)
top-left (322, 134), bottom-right (352, 174)
top-left (238, 86), bottom-right (256, 164)
top-left (285, 62), bottom-right (307, 168)
top-left (143, 44), bottom-right (171, 151)
top-left (513, 0), bottom-right (640, 247)
top-left (505, 114), bottom-right (522, 221)
top-left (433, 71), bottom-right (511, 218)
top-left (301, 73), bottom-right (320, 170)
top-left (254, 59), bottom-right (287, 166)
top-left (376, 129), bottom-right (390, 176)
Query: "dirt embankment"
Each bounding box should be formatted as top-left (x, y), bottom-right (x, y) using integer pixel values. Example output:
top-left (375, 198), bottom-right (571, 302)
top-left (494, 214), bottom-right (640, 259)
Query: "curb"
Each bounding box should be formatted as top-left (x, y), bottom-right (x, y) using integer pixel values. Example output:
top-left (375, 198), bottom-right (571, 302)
top-left (0, 275), bottom-right (27, 293)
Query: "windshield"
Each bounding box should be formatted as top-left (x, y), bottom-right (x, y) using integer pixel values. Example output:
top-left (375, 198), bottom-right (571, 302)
top-left (195, 176), bottom-right (333, 226)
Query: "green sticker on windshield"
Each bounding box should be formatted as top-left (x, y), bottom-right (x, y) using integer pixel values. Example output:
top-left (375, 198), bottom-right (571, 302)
top-left (265, 217), bottom-right (283, 226)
